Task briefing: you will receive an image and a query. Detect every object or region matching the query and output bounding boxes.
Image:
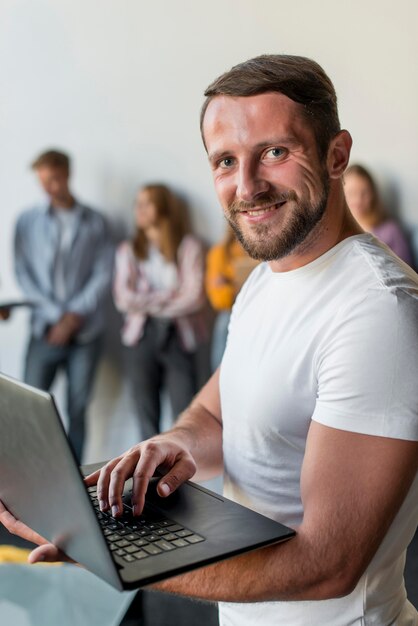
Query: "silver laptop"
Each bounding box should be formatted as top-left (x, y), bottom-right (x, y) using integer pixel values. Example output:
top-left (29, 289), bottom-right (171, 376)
top-left (0, 372), bottom-right (295, 590)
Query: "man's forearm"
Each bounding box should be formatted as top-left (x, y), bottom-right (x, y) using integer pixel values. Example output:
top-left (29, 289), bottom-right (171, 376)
top-left (165, 401), bottom-right (223, 481)
top-left (152, 529), bottom-right (343, 603)
top-left (154, 426), bottom-right (418, 606)
top-left (152, 416), bottom-right (348, 603)
top-left (15, 267), bottom-right (62, 322)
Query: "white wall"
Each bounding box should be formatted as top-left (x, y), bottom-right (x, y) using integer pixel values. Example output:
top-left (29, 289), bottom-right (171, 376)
top-left (1, 0), bottom-right (417, 460)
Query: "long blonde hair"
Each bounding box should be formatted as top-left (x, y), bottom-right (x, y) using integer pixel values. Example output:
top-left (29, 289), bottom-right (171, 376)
top-left (133, 184), bottom-right (191, 263)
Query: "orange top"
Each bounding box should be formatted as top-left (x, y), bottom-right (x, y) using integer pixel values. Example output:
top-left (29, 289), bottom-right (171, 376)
top-left (205, 240), bottom-right (257, 311)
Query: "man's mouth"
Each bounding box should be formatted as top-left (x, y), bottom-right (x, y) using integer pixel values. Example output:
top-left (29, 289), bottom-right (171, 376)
top-left (245, 203), bottom-right (279, 216)
top-left (240, 201), bottom-right (286, 217)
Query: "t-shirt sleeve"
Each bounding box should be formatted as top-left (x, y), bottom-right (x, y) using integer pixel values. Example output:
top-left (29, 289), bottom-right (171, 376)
top-left (312, 287), bottom-right (418, 440)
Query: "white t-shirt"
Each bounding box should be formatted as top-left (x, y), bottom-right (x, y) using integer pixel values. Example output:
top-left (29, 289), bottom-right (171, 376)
top-left (141, 244), bottom-right (178, 292)
top-left (219, 234), bottom-right (418, 626)
top-left (53, 206), bottom-right (79, 302)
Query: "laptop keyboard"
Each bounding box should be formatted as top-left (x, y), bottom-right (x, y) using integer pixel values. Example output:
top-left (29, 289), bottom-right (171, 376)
top-left (88, 486), bottom-right (205, 565)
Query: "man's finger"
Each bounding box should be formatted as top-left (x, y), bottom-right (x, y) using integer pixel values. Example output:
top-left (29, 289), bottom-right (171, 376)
top-left (96, 456), bottom-right (123, 511)
top-left (84, 469), bottom-right (101, 486)
top-left (130, 442), bottom-right (170, 515)
top-left (0, 502), bottom-right (47, 546)
top-left (108, 453), bottom-right (141, 517)
top-left (156, 456), bottom-right (196, 498)
top-left (28, 543), bottom-right (75, 564)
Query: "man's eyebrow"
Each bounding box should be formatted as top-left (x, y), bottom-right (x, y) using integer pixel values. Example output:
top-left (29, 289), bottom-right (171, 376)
top-left (208, 137), bottom-right (302, 163)
top-left (208, 150), bottom-right (231, 164)
top-left (255, 136), bottom-right (301, 149)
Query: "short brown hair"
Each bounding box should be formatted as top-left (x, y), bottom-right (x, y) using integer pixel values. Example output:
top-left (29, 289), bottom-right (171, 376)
top-left (200, 54), bottom-right (341, 160)
top-left (31, 150), bottom-right (70, 173)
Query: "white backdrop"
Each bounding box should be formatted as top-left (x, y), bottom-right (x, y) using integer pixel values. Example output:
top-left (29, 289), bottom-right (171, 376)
top-left (1, 0), bottom-right (417, 461)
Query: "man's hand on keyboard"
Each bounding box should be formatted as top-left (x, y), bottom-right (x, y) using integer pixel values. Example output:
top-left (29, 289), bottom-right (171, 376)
top-left (85, 432), bottom-right (197, 519)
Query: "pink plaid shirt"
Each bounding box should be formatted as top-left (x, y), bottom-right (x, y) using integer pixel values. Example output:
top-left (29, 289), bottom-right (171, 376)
top-left (113, 235), bottom-right (208, 351)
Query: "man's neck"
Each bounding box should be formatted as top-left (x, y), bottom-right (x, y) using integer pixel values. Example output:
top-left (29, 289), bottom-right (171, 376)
top-left (51, 193), bottom-right (75, 210)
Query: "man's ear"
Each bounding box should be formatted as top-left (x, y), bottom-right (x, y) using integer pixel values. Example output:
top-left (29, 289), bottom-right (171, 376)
top-left (327, 130), bottom-right (352, 179)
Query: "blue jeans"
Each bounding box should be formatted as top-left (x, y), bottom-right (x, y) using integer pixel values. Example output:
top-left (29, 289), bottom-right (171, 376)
top-left (24, 335), bottom-right (103, 462)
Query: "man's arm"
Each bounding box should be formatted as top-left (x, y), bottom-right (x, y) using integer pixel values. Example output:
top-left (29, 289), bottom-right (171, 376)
top-left (3, 383), bottom-right (417, 601)
top-left (152, 422), bottom-right (418, 602)
top-left (14, 217), bottom-right (62, 322)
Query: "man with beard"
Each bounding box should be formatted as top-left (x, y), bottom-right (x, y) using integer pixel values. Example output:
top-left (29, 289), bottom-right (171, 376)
top-left (2, 56), bottom-right (418, 625)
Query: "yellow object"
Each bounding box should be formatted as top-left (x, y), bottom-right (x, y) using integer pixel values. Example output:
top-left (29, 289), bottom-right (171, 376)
top-left (0, 545), bottom-right (31, 563)
top-left (206, 240), bottom-right (257, 310)
top-left (0, 545), bottom-right (61, 566)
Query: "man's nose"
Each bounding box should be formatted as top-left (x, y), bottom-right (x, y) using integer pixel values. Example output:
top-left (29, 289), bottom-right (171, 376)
top-left (236, 162), bottom-right (269, 202)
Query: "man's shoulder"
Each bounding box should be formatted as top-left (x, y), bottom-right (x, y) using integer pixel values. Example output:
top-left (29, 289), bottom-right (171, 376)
top-left (324, 237), bottom-right (418, 340)
top-left (16, 204), bottom-right (48, 228)
top-left (78, 203), bottom-right (106, 223)
top-left (348, 235), bottom-right (418, 294)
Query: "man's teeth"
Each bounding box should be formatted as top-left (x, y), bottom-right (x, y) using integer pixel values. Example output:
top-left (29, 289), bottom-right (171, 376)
top-left (246, 205), bottom-right (278, 217)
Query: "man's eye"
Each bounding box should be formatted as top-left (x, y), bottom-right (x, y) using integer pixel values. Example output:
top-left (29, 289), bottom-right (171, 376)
top-left (265, 147), bottom-right (285, 159)
top-left (219, 157), bottom-right (234, 169)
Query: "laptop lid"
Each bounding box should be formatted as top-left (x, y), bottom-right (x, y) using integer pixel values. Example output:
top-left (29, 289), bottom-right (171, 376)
top-left (0, 373), bottom-right (122, 589)
top-left (0, 372), bottom-right (295, 590)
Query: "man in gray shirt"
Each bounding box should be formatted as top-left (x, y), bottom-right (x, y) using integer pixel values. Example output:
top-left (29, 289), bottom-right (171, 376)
top-left (14, 150), bottom-right (113, 462)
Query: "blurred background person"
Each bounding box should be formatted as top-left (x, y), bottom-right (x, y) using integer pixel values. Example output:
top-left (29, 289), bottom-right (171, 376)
top-left (344, 163), bottom-right (414, 266)
top-left (14, 149), bottom-right (113, 463)
top-left (206, 224), bottom-right (258, 370)
top-left (113, 183), bottom-right (207, 440)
